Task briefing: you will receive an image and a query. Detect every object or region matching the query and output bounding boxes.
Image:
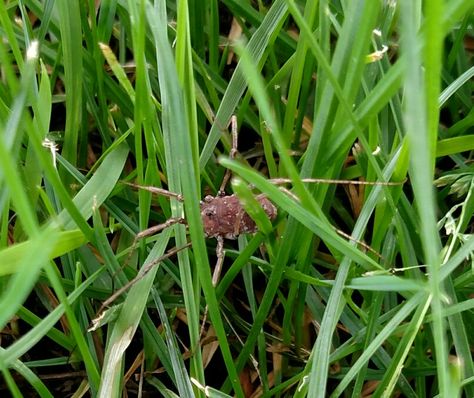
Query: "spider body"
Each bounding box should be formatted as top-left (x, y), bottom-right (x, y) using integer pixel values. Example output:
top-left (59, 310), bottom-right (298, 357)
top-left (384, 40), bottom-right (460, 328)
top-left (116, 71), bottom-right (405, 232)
top-left (200, 194), bottom-right (277, 239)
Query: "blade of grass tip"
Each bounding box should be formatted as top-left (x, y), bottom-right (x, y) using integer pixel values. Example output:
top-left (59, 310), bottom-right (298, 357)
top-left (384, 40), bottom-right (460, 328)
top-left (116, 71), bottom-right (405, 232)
top-left (97, 1), bottom-right (117, 42)
top-left (441, 236), bottom-right (474, 282)
top-left (99, 42), bottom-right (136, 102)
top-left (400, 2), bottom-right (448, 395)
top-left (92, 202), bottom-right (129, 288)
top-left (192, 380), bottom-right (234, 398)
top-left (36, 0), bottom-right (55, 44)
top-left (346, 275), bottom-right (425, 292)
top-left (148, 1), bottom-right (206, 392)
top-left (224, 0), bottom-right (295, 53)
top-left (146, 378), bottom-right (181, 397)
top-left (17, 2), bottom-right (35, 48)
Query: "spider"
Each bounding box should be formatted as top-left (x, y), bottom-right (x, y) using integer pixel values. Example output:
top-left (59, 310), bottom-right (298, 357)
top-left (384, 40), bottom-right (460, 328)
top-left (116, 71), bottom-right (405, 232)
top-left (95, 116), bottom-right (403, 326)
top-left (95, 116), bottom-right (277, 321)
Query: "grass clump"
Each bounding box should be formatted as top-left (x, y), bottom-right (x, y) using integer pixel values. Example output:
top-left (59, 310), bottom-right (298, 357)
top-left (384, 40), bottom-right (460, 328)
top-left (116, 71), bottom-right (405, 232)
top-left (0, 1), bottom-right (473, 397)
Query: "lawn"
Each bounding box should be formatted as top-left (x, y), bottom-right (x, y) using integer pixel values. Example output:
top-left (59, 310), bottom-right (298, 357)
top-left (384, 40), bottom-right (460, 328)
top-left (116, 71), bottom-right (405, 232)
top-left (0, 1), bottom-right (474, 397)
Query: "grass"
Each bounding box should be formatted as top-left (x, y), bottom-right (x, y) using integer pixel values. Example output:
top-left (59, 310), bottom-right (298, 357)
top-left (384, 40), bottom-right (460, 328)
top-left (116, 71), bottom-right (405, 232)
top-left (0, 0), bottom-right (474, 397)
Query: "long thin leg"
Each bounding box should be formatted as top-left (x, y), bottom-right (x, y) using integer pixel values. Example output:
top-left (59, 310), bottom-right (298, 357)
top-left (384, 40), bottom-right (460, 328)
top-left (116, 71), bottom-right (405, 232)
top-left (136, 217), bottom-right (186, 240)
top-left (122, 181), bottom-right (184, 201)
top-left (116, 217), bottom-right (186, 282)
top-left (212, 236), bottom-right (225, 286)
top-left (218, 115), bottom-right (239, 195)
top-left (273, 187), bottom-right (384, 259)
top-left (200, 236), bottom-right (225, 338)
top-left (113, 182), bottom-right (186, 296)
top-left (121, 179), bottom-right (186, 251)
top-left (92, 242), bottom-right (192, 326)
top-left (269, 177), bottom-right (406, 186)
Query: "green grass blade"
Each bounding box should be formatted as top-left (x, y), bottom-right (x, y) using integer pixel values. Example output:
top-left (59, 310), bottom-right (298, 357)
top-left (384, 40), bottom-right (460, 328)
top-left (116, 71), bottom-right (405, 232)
top-left (149, 1), bottom-right (243, 395)
top-left (98, 229), bottom-right (172, 397)
top-left (400, 1), bottom-right (448, 394)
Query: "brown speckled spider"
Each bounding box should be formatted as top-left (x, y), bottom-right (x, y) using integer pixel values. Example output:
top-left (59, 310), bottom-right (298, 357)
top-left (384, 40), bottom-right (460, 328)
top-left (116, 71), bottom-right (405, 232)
top-left (97, 116), bottom-right (277, 320)
top-left (96, 116), bottom-right (403, 322)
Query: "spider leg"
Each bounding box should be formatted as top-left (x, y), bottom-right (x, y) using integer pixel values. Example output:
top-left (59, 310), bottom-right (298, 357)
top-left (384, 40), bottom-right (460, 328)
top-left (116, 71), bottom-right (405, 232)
top-left (218, 115), bottom-right (239, 195)
top-left (200, 235), bottom-right (225, 338)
